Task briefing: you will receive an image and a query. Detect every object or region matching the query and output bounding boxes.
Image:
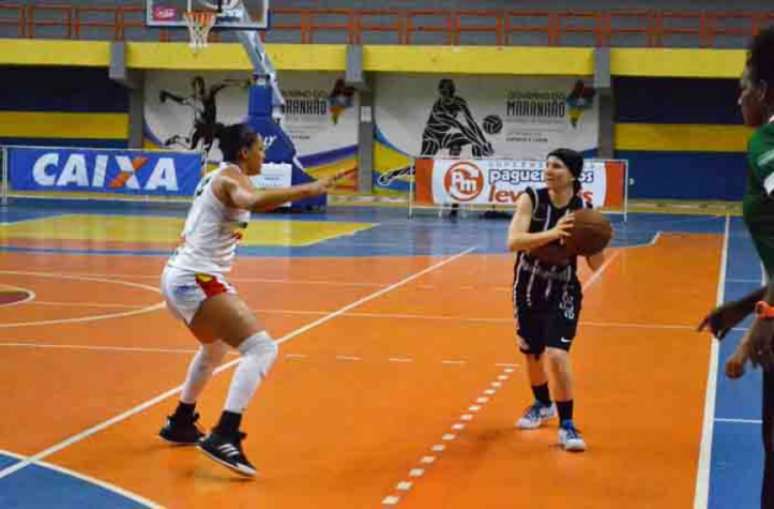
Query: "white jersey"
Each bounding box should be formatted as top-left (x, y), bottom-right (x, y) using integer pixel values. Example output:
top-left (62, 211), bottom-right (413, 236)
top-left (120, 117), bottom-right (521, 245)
top-left (167, 164), bottom-right (250, 274)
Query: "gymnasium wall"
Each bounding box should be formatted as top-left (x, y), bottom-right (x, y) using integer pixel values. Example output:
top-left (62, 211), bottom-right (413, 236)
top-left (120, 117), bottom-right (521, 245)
top-left (0, 66), bottom-right (129, 148)
top-left (614, 77), bottom-right (750, 200)
top-left (0, 40), bottom-right (753, 201)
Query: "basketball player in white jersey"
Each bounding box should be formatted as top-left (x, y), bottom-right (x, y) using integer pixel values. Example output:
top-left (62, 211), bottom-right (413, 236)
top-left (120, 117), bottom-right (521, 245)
top-left (159, 123), bottom-right (341, 476)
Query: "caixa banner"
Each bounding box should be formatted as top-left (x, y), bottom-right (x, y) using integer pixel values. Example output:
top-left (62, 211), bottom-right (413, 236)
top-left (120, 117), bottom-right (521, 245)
top-left (7, 146), bottom-right (203, 196)
top-left (413, 158), bottom-right (626, 209)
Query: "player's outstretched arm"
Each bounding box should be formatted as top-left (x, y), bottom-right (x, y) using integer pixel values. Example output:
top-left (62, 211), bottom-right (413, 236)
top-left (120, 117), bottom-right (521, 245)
top-left (220, 170), bottom-right (346, 213)
top-left (159, 90), bottom-right (187, 104)
top-left (697, 285), bottom-right (766, 339)
top-left (746, 283), bottom-right (774, 369)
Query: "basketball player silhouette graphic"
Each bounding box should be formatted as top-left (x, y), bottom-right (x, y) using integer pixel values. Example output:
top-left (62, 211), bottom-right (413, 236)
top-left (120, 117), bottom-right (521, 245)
top-left (160, 76), bottom-right (249, 156)
top-left (420, 78), bottom-right (494, 158)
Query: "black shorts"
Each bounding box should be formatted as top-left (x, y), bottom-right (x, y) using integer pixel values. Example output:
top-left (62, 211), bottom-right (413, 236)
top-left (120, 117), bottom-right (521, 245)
top-left (512, 263), bottom-right (582, 356)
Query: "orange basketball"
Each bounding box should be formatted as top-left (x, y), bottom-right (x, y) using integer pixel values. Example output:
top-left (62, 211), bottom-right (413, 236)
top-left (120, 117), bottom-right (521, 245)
top-left (564, 209), bottom-right (613, 256)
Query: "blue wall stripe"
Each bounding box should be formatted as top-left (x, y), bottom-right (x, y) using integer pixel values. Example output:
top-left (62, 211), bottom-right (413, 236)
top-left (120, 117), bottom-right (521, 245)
top-left (0, 67), bottom-right (128, 113)
top-left (298, 145), bottom-right (357, 167)
top-left (616, 150), bottom-right (747, 200)
top-left (613, 77), bottom-right (743, 125)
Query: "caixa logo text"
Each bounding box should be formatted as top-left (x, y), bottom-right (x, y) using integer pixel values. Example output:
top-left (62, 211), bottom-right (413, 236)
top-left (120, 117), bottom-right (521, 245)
top-left (32, 152), bottom-right (180, 191)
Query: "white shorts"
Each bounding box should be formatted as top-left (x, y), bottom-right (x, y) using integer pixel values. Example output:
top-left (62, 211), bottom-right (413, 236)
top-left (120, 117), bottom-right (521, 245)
top-left (160, 265), bottom-right (236, 324)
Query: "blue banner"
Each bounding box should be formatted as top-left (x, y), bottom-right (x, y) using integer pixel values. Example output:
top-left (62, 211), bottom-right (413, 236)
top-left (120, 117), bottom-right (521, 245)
top-left (8, 146), bottom-right (202, 196)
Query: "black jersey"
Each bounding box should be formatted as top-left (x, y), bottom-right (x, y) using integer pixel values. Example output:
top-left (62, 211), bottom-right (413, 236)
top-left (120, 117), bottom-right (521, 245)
top-left (513, 187), bottom-right (592, 309)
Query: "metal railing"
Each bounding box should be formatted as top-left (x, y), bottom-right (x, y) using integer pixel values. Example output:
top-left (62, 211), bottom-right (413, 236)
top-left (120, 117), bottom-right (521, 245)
top-left (1, 3), bottom-right (773, 47)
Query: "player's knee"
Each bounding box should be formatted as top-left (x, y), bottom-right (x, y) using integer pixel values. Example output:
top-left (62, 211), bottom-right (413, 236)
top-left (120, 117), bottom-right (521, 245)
top-left (201, 341), bottom-right (228, 370)
top-left (544, 347), bottom-right (569, 365)
top-left (238, 330), bottom-right (278, 377)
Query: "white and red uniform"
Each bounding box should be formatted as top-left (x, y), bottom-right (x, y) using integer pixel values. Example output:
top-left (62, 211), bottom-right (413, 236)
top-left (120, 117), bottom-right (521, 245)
top-left (161, 164), bottom-right (250, 324)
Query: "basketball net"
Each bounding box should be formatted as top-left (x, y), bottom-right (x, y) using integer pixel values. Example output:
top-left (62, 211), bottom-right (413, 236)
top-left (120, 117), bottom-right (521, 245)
top-left (183, 10), bottom-right (217, 51)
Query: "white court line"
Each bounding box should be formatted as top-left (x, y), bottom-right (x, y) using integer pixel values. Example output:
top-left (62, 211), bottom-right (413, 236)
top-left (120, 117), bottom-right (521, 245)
top-left (623, 230), bottom-right (662, 249)
top-left (0, 245), bottom-right (477, 480)
top-left (0, 302), bottom-right (166, 328)
top-left (694, 214), bottom-right (729, 509)
top-left (33, 300), bottom-right (143, 310)
top-left (375, 251), bottom-right (620, 507)
top-left (30, 270), bottom-right (515, 292)
top-left (0, 449), bottom-right (160, 508)
top-left (0, 271), bottom-right (164, 328)
top-left (25, 271), bottom-right (382, 288)
top-left (581, 249), bottom-right (620, 291)
top-left (715, 418), bottom-right (762, 424)
top-left (0, 342), bottom-right (200, 355)
top-left (248, 308), bottom-right (696, 331)
top-left (727, 278), bottom-right (764, 284)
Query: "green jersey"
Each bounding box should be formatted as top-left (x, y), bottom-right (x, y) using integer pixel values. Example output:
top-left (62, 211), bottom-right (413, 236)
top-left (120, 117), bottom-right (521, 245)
top-left (743, 122), bottom-right (774, 276)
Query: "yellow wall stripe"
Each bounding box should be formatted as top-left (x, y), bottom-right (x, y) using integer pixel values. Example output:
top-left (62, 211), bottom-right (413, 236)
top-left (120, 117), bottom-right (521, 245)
top-left (610, 48), bottom-right (746, 78)
top-left (615, 123), bottom-right (753, 152)
top-left (126, 42), bottom-right (346, 71)
top-left (0, 39), bottom-right (750, 78)
top-left (0, 112), bottom-right (128, 140)
top-left (364, 45), bottom-right (593, 75)
top-left (0, 40), bottom-right (110, 67)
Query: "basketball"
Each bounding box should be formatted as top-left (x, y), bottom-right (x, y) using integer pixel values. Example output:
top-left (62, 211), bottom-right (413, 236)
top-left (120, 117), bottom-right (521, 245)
top-left (482, 114), bottom-right (503, 135)
top-left (564, 209), bottom-right (613, 256)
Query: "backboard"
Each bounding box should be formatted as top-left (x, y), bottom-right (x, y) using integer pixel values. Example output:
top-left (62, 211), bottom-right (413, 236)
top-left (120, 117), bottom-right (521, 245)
top-left (146, 0), bottom-right (269, 30)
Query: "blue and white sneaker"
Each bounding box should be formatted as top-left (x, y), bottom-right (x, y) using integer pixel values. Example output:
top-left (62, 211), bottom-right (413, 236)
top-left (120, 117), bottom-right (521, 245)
top-left (558, 420), bottom-right (587, 452)
top-left (516, 402), bottom-right (556, 429)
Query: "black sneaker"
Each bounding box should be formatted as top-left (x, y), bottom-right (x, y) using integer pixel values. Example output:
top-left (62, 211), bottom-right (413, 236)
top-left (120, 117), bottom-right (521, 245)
top-left (198, 431), bottom-right (256, 477)
top-left (159, 413), bottom-right (204, 445)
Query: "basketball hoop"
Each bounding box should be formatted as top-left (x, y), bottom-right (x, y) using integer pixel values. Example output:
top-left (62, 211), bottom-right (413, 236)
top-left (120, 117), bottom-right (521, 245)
top-left (183, 10), bottom-right (216, 51)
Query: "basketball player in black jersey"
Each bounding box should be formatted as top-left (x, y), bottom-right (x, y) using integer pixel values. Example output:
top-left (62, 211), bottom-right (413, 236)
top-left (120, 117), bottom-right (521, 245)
top-left (507, 148), bottom-right (606, 452)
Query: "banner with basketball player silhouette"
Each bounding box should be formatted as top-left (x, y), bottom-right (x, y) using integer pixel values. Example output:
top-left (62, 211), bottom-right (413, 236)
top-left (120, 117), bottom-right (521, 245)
top-left (374, 75), bottom-right (598, 159)
top-left (372, 74), bottom-right (599, 197)
top-left (143, 70), bottom-right (358, 191)
top-left (413, 158), bottom-right (626, 210)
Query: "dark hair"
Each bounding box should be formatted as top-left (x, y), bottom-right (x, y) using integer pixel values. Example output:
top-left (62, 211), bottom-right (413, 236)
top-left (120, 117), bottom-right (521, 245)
top-left (748, 26), bottom-right (774, 88)
top-left (438, 78), bottom-right (455, 95)
top-left (547, 148), bottom-right (584, 193)
top-left (218, 123), bottom-right (258, 163)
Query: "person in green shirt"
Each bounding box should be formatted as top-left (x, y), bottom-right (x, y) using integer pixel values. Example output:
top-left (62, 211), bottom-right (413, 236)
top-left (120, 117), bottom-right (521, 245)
top-left (699, 25), bottom-right (774, 508)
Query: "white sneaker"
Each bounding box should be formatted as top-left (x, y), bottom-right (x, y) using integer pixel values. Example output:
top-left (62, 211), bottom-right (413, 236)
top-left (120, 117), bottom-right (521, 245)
top-left (558, 421), bottom-right (587, 452)
top-left (516, 402), bottom-right (556, 429)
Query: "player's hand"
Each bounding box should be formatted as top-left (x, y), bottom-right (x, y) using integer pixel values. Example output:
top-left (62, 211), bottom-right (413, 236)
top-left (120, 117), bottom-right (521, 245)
top-left (748, 318), bottom-right (774, 370)
top-left (725, 350), bottom-right (747, 379)
top-left (551, 213), bottom-right (575, 241)
top-left (697, 300), bottom-right (751, 340)
top-left (311, 170), bottom-right (351, 194)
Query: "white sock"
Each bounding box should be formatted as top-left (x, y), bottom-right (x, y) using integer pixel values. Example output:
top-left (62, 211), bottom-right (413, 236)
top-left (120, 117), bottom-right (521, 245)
top-left (180, 341), bottom-right (228, 404)
top-left (224, 331), bottom-right (278, 413)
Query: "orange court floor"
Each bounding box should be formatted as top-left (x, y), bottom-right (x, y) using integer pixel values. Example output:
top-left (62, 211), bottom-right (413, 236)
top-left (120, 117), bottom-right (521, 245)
top-left (0, 203), bottom-right (730, 508)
